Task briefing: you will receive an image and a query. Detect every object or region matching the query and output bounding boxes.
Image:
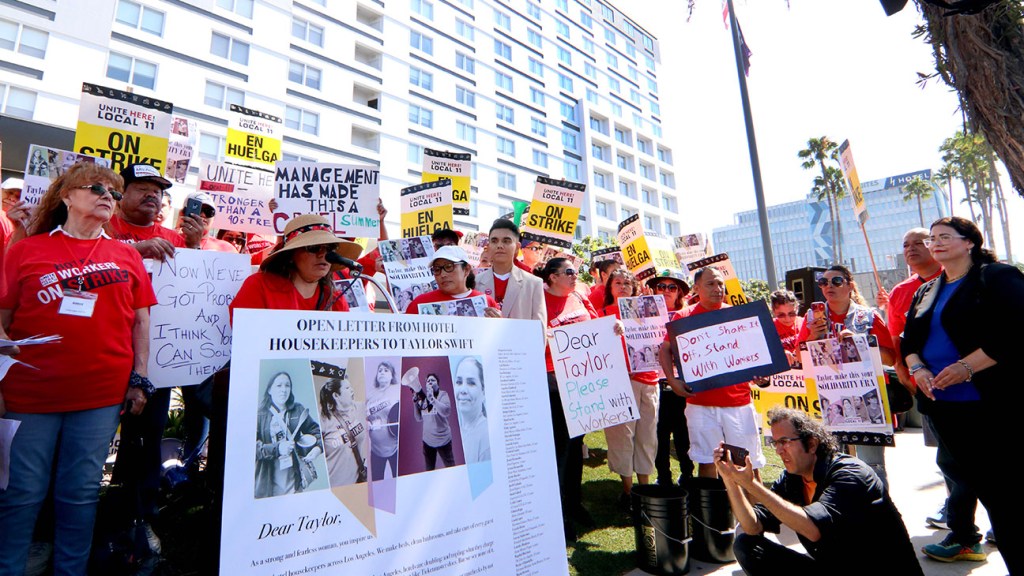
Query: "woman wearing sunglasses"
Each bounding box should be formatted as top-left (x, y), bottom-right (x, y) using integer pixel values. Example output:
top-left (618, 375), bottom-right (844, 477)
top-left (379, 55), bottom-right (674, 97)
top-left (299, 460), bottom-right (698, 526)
top-left (0, 163), bottom-right (158, 574)
top-left (770, 289), bottom-right (803, 367)
top-left (404, 245), bottom-right (500, 315)
top-left (217, 229), bottom-right (248, 254)
top-left (230, 214), bottom-right (358, 318)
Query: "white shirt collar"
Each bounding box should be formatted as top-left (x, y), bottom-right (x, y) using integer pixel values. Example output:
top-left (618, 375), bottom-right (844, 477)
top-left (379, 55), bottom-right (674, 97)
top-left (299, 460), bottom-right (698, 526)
top-left (50, 225), bottom-right (112, 240)
top-left (493, 271), bottom-right (511, 281)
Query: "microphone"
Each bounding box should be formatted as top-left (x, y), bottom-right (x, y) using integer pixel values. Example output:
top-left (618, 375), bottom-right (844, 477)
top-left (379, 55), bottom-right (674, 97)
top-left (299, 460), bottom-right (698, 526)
top-left (326, 251), bottom-right (363, 272)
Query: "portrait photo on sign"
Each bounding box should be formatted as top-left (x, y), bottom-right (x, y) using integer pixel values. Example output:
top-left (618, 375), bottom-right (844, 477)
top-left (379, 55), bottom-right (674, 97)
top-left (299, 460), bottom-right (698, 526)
top-left (364, 357), bottom-right (403, 480)
top-left (254, 359), bottom-right (329, 499)
top-left (451, 356), bottom-right (491, 464)
top-left (397, 357), bottom-right (467, 476)
top-left (311, 359), bottom-right (370, 488)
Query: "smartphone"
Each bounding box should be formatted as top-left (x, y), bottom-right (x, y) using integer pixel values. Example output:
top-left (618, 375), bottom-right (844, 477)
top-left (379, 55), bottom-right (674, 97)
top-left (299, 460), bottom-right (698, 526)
top-left (721, 443), bottom-right (749, 466)
top-left (184, 197), bottom-right (203, 219)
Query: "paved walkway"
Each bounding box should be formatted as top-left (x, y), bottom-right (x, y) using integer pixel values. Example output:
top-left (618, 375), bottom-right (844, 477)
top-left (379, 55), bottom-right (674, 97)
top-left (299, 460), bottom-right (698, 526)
top-left (624, 428), bottom-right (1004, 575)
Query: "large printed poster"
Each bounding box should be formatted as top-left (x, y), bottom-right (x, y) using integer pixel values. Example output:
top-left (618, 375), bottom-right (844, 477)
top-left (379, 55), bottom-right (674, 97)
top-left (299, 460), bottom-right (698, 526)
top-left (74, 82), bottom-right (173, 172)
top-left (379, 237), bottom-right (436, 313)
top-left (520, 177), bottom-right (585, 249)
top-left (23, 145), bottom-right (111, 206)
top-left (223, 311), bottom-right (565, 575)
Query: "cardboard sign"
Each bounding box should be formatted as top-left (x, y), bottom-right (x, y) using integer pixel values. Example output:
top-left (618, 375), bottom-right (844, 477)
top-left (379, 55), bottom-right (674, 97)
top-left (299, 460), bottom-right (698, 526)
top-left (802, 334), bottom-right (894, 446)
top-left (167, 116), bottom-right (197, 184)
top-left (223, 310), bottom-right (567, 575)
top-left (616, 215), bottom-right (655, 281)
top-left (687, 253), bottom-right (748, 306)
top-left (667, 301), bottom-right (789, 393)
top-left (838, 139), bottom-right (867, 224)
top-left (673, 233), bottom-right (712, 269)
top-left (273, 162), bottom-right (381, 238)
top-left (591, 246), bottom-right (624, 267)
top-left (618, 295), bottom-right (668, 374)
top-left (23, 145), bottom-right (111, 206)
top-left (379, 237), bottom-right (436, 313)
top-left (551, 316), bottom-right (638, 438)
top-left (422, 149), bottom-right (471, 216)
top-left (400, 180), bottom-right (454, 239)
top-left (520, 177), bottom-right (585, 249)
top-left (74, 82), bottom-right (172, 172)
top-left (199, 160), bottom-right (275, 235)
top-left (148, 250), bottom-right (250, 388)
top-left (648, 234), bottom-right (681, 275)
top-left (751, 369), bottom-right (820, 442)
top-left (226, 104), bottom-right (282, 168)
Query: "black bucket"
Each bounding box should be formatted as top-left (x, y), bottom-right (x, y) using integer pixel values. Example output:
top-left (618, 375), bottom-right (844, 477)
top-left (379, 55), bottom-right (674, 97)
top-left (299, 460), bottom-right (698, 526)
top-left (689, 477), bottom-right (736, 563)
top-left (631, 484), bottom-right (690, 575)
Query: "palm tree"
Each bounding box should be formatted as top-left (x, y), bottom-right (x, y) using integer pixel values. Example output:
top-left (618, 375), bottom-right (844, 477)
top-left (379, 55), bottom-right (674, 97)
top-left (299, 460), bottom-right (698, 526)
top-left (932, 164), bottom-right (955, 216)
top-left (798, 137), bottom-right (844, 264)
top-left (900, 176), bottom-right (934, 227)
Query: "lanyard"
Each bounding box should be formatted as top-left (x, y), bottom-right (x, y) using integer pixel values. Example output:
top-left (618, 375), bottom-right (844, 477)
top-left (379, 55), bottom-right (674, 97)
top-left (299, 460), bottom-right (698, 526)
top-left (58, 233), bottom-right (104, 291)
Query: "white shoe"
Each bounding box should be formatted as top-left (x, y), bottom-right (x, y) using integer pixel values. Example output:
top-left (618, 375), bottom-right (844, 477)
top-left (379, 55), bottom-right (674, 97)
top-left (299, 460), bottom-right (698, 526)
top-left (143, 523), bottom-right (162, 555)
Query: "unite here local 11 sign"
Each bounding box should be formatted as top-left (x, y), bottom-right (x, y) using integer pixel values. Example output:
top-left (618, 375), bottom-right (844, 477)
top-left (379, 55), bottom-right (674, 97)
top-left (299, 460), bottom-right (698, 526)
top-left (74, 82), bottom-right (172, 173)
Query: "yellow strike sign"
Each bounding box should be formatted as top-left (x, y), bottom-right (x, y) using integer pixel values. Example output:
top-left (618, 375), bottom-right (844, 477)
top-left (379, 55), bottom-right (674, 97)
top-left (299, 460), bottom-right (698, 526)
top-left (687, 253), bottom-right (748, 306)
top-left (73, 83), bottom-right (173, 173)
top-left (523, 201), bottom-right (581, 237)
top-left (400, 179), bottom-right (453, 239)
top-left (616, 214), bottom-right (655, 280)
top-left (226, 105), bottom-right (281, 168)
top-left (422, 149), bottom-right (471, 216)
top-left (75, 123), bottom-right (169, 173)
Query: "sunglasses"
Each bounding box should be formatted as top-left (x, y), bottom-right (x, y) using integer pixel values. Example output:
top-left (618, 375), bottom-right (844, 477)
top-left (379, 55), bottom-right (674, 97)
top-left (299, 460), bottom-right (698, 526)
top-left (654, 283), bottom-right (680, 291)
top-left (303, 243), bottom-right (338, 256)
top-left (79, 184), bottom-right (123, 202)
top-left (199, 205), bottom-right (216, 218)
top-left (223, 235), bottom-right (245, 246)
top-left (774, 311), bottom-right (799, 318)
top-left (556, 268), bottom-right (578, 277)
top-left (816, 277), bottom-right (849, 288)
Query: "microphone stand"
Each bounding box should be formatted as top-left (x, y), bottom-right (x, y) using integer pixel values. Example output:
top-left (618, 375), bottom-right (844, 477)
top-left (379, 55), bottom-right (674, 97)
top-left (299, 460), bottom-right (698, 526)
top-left (339, 268), bottom-right (399, 314)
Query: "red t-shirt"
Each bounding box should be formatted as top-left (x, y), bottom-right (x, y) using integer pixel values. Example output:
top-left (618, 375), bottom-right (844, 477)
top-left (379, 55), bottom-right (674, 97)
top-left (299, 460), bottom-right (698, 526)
top-left (887, 271), bottom-right (941, 346)
top-left (229, 271), bottom-right (349, 323)
top-left (493, 275), bottom-right (509, 304)
top-left (796, 305), bottom-right (895, 351)
top-left (107, 214), bottom-right (186, 247)
top-left (0, 211), bottom-right (15, 285)
top-left (545, 290), bottom-right (598, 373)
top-left (405, 289), bottom-right (499, 315)
top-left (666, 302), bottom-right (751, 407)
top-left (602, 303), bottom-right (658, 384)
top-left (589, 284), bottom-right (606, 312)
top-left (200, 236), bottom-right (237, 253)
top-left (774, 317), bottom-right (804, 355)
top-left (514, 258), bottom-right (533, 274)
top-left (0, 232), bottom-right (157, 413)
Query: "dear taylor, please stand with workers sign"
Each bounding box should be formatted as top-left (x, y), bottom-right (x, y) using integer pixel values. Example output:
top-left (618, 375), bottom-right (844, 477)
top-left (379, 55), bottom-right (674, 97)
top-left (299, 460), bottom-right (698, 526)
top-left (667, 302), bottom-right (790, 392)
top-left (222, 310), bottom-right (568, 575)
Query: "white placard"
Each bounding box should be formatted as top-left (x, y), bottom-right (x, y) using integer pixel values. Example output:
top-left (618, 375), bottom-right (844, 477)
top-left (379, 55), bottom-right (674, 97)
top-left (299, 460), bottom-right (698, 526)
top-left (273, 162), bottom-right (381, 238)
top-left (199, 160), bottom-right (275, 235)
top-left (674, 317), bottom-right (773, 382)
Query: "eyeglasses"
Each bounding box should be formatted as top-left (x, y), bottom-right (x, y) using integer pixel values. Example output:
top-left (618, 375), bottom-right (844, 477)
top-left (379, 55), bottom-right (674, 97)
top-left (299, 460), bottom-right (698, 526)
top-left (923, 234), bottom-right (966, 247)
top-left (556, 268), bottom-right (578, 277)
top-left (765, 435), bottom-right (802, 449)
top-left (816, 277), bottom-right (849, 288)
top-left (430, 262), bottom-right (458, 275)
top-left (655, 283), bottom-right (680, 292)
top-left (303, 243), bottom-right (337, 256)
top-left (78, 184), bottom-right (123, 202)
top-left (774, 312), bottom-right (798, 318)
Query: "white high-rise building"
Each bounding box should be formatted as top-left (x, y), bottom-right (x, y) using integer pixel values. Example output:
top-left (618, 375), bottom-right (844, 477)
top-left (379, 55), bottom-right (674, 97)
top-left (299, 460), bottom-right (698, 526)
top-left (1, 0), bottom-right (680, 237)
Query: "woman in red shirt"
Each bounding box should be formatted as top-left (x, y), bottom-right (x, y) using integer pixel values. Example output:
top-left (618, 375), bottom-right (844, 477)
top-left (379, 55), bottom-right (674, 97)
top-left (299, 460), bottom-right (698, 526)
top-left (405, 246), bottom-right (499, 315)
top-left (602, 269), bottom-right (661, 511)
top-left (0, 163), bottom-right (157, 574)
top-left (230, 214), bottom-right (360, 319)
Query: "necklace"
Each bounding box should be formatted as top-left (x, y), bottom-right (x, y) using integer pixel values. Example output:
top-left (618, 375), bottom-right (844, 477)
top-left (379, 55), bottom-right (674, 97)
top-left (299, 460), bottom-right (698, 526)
top-left (945, 264), bottom-right (972, 283)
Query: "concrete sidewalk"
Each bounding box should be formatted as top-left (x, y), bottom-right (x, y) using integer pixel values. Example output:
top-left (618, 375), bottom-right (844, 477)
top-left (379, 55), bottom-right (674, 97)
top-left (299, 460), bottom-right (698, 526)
top-left (625, 428), bottom-right (1004, 575)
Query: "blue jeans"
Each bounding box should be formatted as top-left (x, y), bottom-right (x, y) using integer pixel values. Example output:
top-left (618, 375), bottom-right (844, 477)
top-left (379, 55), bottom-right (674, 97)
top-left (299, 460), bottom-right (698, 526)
top-left (0, 404), bottom-right (121, 576)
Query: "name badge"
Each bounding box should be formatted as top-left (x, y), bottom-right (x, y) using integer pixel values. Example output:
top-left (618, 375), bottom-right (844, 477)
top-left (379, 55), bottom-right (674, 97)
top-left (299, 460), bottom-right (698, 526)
top-left (59, 289), bottom-right (98, 317)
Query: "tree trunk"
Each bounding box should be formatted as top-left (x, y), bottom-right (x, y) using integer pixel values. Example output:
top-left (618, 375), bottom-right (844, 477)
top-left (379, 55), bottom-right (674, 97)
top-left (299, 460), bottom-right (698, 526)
top-left (917, 195), bottom-right (924, 227)
top-left (827, 192), bottom-right (838, 265)
top-left (974, 180), bottom-right (996, 248)
top-left (989, 158), bottom-right (1014, 261)
top-left (918, 2), bottom-right (1024, 199)
top-left (962, 178), bottom-right (977, 222)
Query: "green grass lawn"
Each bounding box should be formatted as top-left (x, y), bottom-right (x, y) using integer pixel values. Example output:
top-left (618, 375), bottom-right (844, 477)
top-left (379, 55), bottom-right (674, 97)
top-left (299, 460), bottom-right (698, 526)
top-left (568, 432), bottom-right (783, 576)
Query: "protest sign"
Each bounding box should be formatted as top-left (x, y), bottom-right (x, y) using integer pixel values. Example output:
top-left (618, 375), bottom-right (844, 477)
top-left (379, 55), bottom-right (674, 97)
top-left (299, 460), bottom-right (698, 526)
top-left (540, 246), bottom-right (584, 274)
top-left (422, 149), bottom-right (471, 216)
top-left (459, 231), bottom-right (490, 268)
top-left (648, 234), bottom-right (681, 275)
top-left (148, 250), bottom-right (250, 388)
top-left (418, 295), bottom-right (488, 317)
top-left (550, 316), bottom-right (638, 438)
top-left (750, 369), bottom-right (819, 442)
top-left (838, 139), bottom-right (867, 224)
top-left (400, 180), bottom-right (453, 238)
top-left (667, 301), bottom-right (789, 393)
top-left (802, 334), bottom-right (894, 446)
top-left (379, 237), bottom-right (436, 313)
top-left (23, 145), bottom-right (111, 206)
top-left (520, 177), bottom-right (585, 249)
top-left (618, 295), bottom-right (668, 374)
top-left (591, 246), bottom-right (624, 267)
top-left (687, 253), bottom-right (748, 306)
top-left (673, 233), bottom-right (712, 269)
top-left (222, 310), bottom-right (566, 575)
top-left (335, 279), bottom-right (370, 312)
top-left (74, 82), bottom-right (172, 172)
top-left (167, 116), bottom-right (197, 184)
top-left (616, 215), bottom-right (655, 281)
top-left (226, 104), bottom-right (282, 169)
top-left (199, 160), bottom-right (275, 235)
top-left (273, 162), bottom-right (380, 237)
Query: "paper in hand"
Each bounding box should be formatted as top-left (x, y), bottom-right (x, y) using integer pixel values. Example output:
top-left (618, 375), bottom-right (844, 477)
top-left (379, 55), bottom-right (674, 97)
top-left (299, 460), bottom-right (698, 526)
top-left (0, 418), bottom-right (21, 490)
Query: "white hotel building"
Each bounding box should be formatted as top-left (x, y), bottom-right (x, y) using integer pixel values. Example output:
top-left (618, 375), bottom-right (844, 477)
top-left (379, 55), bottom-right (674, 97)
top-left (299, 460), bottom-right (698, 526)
top-left (1, 0), bottom-right (681, 238)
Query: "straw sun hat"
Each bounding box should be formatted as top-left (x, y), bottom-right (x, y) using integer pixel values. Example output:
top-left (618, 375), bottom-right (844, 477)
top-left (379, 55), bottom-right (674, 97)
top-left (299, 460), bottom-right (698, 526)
top-left (260, 214), bottom-right (363, 272)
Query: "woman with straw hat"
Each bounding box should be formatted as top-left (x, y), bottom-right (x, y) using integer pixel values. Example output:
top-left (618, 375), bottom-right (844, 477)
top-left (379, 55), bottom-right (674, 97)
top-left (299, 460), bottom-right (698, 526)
top-left (230, 214), bottom-right (362, 317)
